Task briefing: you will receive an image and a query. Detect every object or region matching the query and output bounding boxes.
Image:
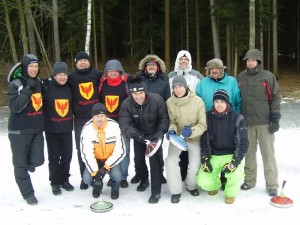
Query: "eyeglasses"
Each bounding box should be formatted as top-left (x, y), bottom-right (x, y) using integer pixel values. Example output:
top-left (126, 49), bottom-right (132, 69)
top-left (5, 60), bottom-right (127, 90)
top-left (106, 70), bottom-right (119, 74)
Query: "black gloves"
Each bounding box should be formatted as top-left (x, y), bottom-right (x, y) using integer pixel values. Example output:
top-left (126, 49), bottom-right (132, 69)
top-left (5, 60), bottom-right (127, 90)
top-left (222, 159), bottom-right (238, 173)
top-left (26, 77), bottom-right (37, 92)
top-left (93, 167), bottom-right (108, 192)
top-left (95, 167), bottom-right (108, 180)
top-left (166, 130), bottom-right (176, 140)
top-left (269, 112), bottom-right (281, 133)
top-left (201, 156), bottom-right (213, 173)
top-left (132, 131), bottom-right (146, 144)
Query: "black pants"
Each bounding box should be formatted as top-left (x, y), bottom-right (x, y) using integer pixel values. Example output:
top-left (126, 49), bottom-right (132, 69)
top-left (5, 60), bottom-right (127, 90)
top-left (74, 117), bottom-right (90, 178)
top-left (179, 151), bottom-right (189, 181)
top-left (134, 140), bottom-right (162, 195)
top-left (45, 132), bottom-right (73, 185)
top-left (9, 132), bottom-right (44, 199)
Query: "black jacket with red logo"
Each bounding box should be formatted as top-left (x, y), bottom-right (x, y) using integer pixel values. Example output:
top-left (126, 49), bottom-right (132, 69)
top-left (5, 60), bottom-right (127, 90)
top-left (68, 68), bottom-right (102, 119)
top-left (43, 78), bottom-right (73, 133)
top-left (7, 77), bottom-right (44, 133)
top-left (99, 77), bottom-right (129, 122)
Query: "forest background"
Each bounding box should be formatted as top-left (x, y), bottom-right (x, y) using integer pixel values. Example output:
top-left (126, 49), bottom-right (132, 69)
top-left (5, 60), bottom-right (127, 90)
top-left (0, 0), bottom-right (300, 106)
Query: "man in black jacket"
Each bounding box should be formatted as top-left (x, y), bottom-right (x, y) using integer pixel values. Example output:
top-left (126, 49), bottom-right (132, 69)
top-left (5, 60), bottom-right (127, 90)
top-left (119, 77), bottom-right (169, 204)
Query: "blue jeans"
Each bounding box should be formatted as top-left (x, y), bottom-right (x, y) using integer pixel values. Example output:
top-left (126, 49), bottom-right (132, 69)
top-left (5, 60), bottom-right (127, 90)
top-left (120, 135), bottom-right (130, 180)
top-left (83, 163), bottom-right (122, 192)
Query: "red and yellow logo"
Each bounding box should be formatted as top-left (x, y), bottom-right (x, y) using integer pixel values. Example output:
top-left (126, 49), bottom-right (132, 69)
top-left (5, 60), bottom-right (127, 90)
top-left (105, 95), bottom-right (119, 113)
top-left (55, 99), bottom-right (69, 117)
top-left (31, 93), bottom-right (42, 111)
top-left (79, 82), bottom-right (94, 100)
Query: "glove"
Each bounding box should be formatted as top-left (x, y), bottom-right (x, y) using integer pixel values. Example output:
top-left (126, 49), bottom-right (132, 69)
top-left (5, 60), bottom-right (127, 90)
top-left (201, 156), bottom-right (213, 173)
top-left (26, 77), bottom-right (37, 92)
top-left (93, 178), bottom-right (103, 193)
top-left (269, 121), bottom-right (279, 133)
top-left (132, 131), bottom-right (146, 144)
top-left (166, 130), bottom-right (176, 140)
top-left (181, 125), bottom-right (192, 138)
top-left (95, 167), bottom-right (108, 181)
top-left (222, 159), bottom-right (238, 173)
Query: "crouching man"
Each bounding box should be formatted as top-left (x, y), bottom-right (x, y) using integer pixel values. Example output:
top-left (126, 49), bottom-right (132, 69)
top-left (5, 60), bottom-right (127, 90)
top-left (81, 103), bottom-right (125, 200)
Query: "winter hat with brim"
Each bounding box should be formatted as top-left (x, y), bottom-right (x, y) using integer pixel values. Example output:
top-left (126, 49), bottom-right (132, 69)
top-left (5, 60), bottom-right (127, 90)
top-left (52, 62), bottom-right (68, 77)
top-left (205, 58), bottom-right (226, 77)
top-left (243, 49), bottom-right (263, 64)
top-left (128, 77), bottom-right (147, 93)
top-left (213, 89), bottom-right (231, 105)
top-left (75, 51), bottom-right (90, 64)
top-left (22, 54), bottom-right (39, 78)
top-left (172, 75), bottom-right (187, 89)
top-left (92, 103), bottom-right (108, 116)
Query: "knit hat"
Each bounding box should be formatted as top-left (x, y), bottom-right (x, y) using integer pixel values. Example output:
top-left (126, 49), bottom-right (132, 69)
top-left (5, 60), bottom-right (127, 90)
top-left (243, 49), bottom-right (263, 64)
top-left (75, 51), bottom-right (90, 64)
top-left (128, 77), bottom-right (147, 93)
top-left (172, 75), bottom-right (187, 89)
top-left (22, 54), bottom-right (39, 78)
top-left (213, 89), bottom-right (230, 105)
top-left (92, 103), bottom-right (108, 116)
top-left (103, 59), bottom-right (125, 75)
top-left (52, 62), bottom-right (68, 77)
top-left (205, 58), bottom-right (226, 77)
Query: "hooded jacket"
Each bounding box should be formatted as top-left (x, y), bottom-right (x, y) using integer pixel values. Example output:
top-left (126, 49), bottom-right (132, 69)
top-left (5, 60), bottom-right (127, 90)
top-left (238, 49), bottom-right (281, 126)
top-left (168, 50), bottom-right (204, 91)
top-left (136, 55), bottom-right (170, 101)
top-left (7, 54), bottom-right (44, 133)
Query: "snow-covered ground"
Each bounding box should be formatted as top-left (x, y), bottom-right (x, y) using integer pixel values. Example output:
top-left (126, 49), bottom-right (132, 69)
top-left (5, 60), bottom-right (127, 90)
top-left (0, 98), bottom-right (299, 225)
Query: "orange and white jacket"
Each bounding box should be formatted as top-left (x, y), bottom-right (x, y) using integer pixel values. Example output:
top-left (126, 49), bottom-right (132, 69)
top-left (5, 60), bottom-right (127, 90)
top-left (80, 118), bottom-right (125, 175)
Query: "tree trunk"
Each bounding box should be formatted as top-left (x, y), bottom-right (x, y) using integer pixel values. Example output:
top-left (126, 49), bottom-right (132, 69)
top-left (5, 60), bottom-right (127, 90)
top-left (25, 0), bottom-right (51, 73)
top-left (16, 0), bottom-right (29, 55)
top-left (272, 0), bottom-right (278, 77)
top-left (185, 0), bottom-right (189, 50)
top-left (92, 0), bottom-right (98, 69)
top-left (3, 0), bottom-right (18, 63)
top-left (259, 0), bottom-right (264, 68)
top-left (85, 0), bottom-right (92, 55)
top-left (226, 23), bottom-right (231, 74)
top-left (100, 0), bottom-right (107, 63)
top-left (249, 0), bottom-right (255, 49)
top-left (209, 0), bottom-right (220, 58)
top-left (165, 0), bottom-right (170, 72)
top-left (195, 0), bottom-right (200, 71)
top-left (24, 0), bottom-right (37, 55)
top-left (52, 0), bottom-right (61, 61)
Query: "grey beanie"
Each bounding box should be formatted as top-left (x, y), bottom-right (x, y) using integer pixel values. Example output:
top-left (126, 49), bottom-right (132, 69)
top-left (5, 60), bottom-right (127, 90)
top-left (243, 49), bottom-right (263, 64)
top-left (92, 103), bottom-right (108, 116)
top-left (172, 75), bottom-right (187, 89)
top-left (205, 58), bottom-right (226, 77)
top-left (52, 62), bottom-right (68, 77)
top-left (103, 59), bottom-right (125, 75)
top-left (213, 89), bottom-right (231, 106)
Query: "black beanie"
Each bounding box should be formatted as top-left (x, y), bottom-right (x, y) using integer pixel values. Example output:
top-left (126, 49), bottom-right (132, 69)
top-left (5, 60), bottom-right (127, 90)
top-left (92, 103), bottom-right (108, 116)
top-left (213, 89), bottom-right (231, 105)
top-left (75, 51), bottom-right (90, 64)
top-left (128, 77), bottom-right (147, 93)
top-left (52, 62), bottom-right (68, 77)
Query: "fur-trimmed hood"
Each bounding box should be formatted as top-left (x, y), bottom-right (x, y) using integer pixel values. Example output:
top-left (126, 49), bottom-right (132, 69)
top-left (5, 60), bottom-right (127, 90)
top-left (138, 55), bottom-right (166, 73)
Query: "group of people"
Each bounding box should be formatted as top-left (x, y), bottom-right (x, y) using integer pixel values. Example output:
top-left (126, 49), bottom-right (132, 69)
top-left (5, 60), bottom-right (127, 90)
top-left (7, 48), bottom-right (281, 206)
